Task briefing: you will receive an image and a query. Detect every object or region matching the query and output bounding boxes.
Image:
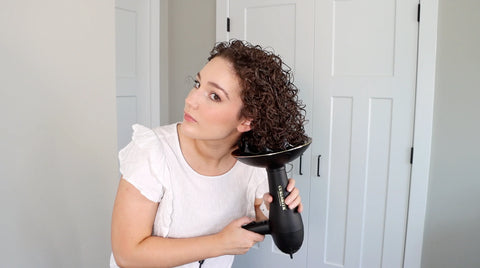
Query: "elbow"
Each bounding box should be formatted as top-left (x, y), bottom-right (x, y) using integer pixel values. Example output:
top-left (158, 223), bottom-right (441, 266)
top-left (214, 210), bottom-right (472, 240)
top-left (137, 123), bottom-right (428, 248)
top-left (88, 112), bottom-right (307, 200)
top-left (111, 240), bottom-right (141, 268)
top-left (111, 230), bottom-right (140, 267)
top-left (112, 244), bottom-right (168, 268)
top-left (112, 251), bottom-right (171, 268)
top-left (111, 249), bottom-right (133, 268)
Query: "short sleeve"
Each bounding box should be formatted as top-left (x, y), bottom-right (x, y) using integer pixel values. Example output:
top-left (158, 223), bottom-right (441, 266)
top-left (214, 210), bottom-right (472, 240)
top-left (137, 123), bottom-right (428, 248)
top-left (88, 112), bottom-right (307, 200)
top-left (119, 124), bottom-right (164, 202)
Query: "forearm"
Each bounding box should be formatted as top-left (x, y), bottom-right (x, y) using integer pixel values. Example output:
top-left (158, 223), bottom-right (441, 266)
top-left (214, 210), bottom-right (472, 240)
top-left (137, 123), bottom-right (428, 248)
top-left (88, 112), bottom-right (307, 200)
top-left (254, 198), bottom-right (269, 222)
top-left (113, 233), bottom-right (225, 268)
top-left (112, 179), bottom-right (263, 267)
top-left (112, 179), bottom-right (226, 267)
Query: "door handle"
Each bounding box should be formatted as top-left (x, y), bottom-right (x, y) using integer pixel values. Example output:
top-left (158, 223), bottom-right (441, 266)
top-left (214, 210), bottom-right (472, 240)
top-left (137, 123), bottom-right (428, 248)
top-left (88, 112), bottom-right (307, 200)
top-left (299, 154), bottom-right (303, 175)
top-left (317, 155), bottom-right (322, 177)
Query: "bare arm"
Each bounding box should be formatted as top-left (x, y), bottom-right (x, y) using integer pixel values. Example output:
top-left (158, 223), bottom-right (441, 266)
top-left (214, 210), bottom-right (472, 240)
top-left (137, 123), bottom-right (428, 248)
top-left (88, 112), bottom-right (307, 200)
top-left (111, 178), bottom-right (264, 268)
top-left (254, 198), bottom-right (269, 222)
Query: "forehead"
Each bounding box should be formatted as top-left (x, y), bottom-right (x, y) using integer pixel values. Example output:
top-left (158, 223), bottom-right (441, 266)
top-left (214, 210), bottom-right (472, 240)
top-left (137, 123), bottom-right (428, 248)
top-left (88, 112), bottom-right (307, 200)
top-left (200, 57), bottom-right (242, 96)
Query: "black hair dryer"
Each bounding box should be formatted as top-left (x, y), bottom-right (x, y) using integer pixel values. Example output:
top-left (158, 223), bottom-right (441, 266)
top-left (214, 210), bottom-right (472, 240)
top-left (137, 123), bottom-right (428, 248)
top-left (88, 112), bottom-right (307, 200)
top-left (232, 138), bottom-right (311, 258)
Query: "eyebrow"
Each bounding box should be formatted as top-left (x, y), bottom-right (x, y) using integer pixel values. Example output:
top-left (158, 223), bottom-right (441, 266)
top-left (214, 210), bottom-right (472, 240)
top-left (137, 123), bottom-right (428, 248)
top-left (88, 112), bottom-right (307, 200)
top-left (197, 72), bottom-right (230, 100)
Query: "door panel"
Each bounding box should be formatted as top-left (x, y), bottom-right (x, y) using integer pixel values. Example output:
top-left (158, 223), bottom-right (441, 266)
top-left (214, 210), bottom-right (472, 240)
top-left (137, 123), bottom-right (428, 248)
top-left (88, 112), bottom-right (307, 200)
top-left (240, 4), bottom-right (296, 68)
top-left (310, 0), bottom-right (418, 267)
top-left (333, 0), bottom-right (396, 76)
top-left (325, 96), bottom-right (353, 267)
top-left (115, 0), bottom-right (150, 150)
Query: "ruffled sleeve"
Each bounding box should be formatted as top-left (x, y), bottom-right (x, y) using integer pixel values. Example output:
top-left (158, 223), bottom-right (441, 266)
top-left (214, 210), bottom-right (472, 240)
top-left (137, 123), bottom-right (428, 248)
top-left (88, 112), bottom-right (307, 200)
top-left (119, 124), bottom-right (164, 202)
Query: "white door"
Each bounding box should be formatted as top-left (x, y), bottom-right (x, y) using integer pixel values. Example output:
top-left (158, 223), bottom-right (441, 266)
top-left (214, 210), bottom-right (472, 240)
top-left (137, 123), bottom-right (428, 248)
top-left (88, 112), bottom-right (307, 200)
top-left (221, 0), bottom-right (419, 267)
top-left (115, 0), bottom-right (160, 150)
top-left (309, 1), bottom-right (418, 267)
top-left (226, 1), bottom-right (315, 267)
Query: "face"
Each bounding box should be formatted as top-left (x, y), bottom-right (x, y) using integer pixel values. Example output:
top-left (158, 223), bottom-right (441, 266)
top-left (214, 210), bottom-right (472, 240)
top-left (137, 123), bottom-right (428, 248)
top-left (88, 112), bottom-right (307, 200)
top-left (181, 56), bottom-right (251, 142)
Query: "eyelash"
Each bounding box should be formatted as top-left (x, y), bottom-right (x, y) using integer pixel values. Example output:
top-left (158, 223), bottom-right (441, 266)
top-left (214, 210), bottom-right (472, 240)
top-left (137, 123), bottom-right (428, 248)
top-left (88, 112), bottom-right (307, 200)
top-left (209, 93), bottom-right (221, 102)
top-left (193, 79), bottom-right (200, 89)
top-left (193, 78), bottom-right (221, 102)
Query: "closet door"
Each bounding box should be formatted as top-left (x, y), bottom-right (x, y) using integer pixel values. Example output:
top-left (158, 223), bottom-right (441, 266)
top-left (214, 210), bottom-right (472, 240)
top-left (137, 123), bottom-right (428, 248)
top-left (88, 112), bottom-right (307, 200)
top-left (309, 1), bottom-right (418, 267)
top-left (219, 0), bottom-right (419, 267)
top-left (221, 0), bottom-right (315, 267)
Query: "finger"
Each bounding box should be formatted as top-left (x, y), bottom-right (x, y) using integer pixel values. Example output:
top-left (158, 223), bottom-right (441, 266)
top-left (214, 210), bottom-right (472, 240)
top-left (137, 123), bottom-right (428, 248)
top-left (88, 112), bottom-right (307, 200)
top-left (297, 202), bottom-right (304, 213)
top-left (263, 193), bottom-right (273, 203)
top-left (250, 233), bottom-right (265, 243)
top-left (288, 195), bottom-right (301, 210)
top-left (256, 234), bottom-right (265, 242)
top-left (287, 178), bottom-right (296, 192)
top-left (238, 216), bottom-right (255, 226)
top-left (285, 187), bottom-right (299, 205)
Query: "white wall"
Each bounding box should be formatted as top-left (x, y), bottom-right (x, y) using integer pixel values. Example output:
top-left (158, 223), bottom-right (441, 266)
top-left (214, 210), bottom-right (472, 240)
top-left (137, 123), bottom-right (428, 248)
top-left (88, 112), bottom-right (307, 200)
top-left (0, 1), bottom-right (119, 267)
top-left (167, 0), bottom-right (217, 123)
top-left (421, 0), bottom-right (480, 267)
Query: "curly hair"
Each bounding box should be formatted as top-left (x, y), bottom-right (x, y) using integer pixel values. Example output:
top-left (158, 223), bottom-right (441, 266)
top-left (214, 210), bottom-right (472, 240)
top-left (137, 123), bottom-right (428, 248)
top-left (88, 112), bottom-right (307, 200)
top-left (208, 40), bottom-right (308, 153)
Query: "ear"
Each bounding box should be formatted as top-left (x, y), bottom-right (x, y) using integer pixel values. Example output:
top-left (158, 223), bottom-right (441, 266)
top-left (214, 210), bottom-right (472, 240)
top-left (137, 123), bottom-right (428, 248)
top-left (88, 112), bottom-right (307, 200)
top-left (237, 119), bottom-right (252, 133)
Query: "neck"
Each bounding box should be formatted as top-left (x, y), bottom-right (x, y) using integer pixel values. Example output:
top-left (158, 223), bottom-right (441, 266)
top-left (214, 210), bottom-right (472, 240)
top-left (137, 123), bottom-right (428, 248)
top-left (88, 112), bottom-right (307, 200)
top-left (196, 140), bottom-right (237, 160)
top-left (177, 125), bottom-right (241, 176)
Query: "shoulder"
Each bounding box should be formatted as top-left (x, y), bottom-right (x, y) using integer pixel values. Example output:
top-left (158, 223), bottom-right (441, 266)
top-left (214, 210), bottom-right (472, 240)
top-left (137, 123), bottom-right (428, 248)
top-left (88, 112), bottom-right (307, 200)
top-left (151, 123), bottom-right (179, 141)
top-left (119, 123), bottom-right (174, 163)
top-left (125, 123), bottom-right (178, 149)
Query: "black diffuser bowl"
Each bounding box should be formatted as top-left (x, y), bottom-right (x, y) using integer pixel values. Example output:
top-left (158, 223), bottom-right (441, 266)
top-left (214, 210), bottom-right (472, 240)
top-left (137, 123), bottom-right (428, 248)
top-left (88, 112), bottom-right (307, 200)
top-left (232, 138), bottom-right (312, 258)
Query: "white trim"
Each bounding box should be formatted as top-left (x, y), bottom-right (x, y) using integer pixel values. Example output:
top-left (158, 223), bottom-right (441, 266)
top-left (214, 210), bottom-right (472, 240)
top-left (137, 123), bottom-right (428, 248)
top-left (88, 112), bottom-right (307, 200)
top-left (149, 0), bottom-right (160, 127)
top-left (159, 0), bottom-right (169, 124)
top-left (216, 0), bottom-right (229, 41)
top-left (404, 0), bottom-right (439, 267)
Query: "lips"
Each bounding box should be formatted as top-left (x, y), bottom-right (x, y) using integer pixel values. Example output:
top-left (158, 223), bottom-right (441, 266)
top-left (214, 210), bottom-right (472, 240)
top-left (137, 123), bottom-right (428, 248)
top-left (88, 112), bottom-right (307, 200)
top-left (184, 112), bottom-right (197, 123)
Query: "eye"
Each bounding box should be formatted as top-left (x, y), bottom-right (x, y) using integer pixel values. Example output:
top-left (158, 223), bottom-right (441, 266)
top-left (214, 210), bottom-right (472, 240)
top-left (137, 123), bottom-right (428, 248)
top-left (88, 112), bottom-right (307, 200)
top-left (209, 92), bottom-right (221, 102)
top-left (193, 79), bottom-right (200, 89)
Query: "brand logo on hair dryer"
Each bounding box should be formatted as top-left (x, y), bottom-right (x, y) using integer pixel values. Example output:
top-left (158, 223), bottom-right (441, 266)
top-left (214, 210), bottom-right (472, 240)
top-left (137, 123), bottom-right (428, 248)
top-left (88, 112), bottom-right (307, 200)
top-left (277, 185), bottom-right (287, 211)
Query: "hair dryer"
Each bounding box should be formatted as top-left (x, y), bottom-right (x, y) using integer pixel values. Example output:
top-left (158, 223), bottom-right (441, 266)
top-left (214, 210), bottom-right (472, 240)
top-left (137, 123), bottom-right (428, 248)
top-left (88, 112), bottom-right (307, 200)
top-left (232, 138), bottom-right (311, 258)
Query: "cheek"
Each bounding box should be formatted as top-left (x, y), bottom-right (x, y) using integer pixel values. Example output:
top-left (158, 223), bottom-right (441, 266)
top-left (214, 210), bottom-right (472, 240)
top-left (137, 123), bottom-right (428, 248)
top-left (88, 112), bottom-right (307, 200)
top-left (206, 105), bottom-right (241, 125)
top-left (209, 108), bottom-right (234, 123)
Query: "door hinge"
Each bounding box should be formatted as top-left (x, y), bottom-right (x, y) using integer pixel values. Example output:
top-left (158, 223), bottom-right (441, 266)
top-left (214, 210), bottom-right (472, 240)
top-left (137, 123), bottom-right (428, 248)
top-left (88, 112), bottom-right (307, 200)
top-left (417, 3), bottom-right (421, 22)
top-left (410, 147), bottom-right (414, 164)
top-left (227, 17), bottom-right (230, 32)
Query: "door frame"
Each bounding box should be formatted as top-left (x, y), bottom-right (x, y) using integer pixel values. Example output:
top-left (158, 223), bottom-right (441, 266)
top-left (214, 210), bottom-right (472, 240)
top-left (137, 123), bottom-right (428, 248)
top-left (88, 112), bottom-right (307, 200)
top-left (216, 1), bottom-right (439, 267)
top-left (116, 0), bottom-right (162, 128)
top-left (404, 0), bottom-right (439, 267)
top-left (149, 0), bottom-right (161, 127)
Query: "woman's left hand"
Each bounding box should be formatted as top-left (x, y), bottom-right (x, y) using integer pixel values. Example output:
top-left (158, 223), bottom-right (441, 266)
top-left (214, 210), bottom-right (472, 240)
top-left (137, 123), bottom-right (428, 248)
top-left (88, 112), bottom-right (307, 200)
top-left (263, 178), bottom-right (303, 213)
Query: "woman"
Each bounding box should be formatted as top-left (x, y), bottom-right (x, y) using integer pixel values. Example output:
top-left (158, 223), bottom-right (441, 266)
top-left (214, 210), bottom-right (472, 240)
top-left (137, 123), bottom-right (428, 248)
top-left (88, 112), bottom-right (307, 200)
top-left (111, 40), bottom-right (308, 268)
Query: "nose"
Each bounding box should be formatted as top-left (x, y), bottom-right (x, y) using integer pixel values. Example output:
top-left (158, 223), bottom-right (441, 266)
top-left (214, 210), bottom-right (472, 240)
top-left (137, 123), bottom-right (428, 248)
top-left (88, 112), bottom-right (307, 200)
top-left (185, 88), bottom-right (200, 109)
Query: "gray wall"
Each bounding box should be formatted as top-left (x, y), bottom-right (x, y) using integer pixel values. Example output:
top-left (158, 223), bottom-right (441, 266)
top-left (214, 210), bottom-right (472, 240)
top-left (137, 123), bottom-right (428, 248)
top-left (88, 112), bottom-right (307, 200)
top-left (167, 0), bottom-right (217, 123)
top-left (0, 1), bottom-right (118, 267)
top-left (421, 0), bottom-right (480, 267)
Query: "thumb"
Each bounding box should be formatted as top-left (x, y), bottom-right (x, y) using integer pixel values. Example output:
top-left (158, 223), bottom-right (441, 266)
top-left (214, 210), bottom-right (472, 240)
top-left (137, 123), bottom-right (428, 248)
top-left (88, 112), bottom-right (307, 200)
top-left (263, 193), bottom-right (273, 204)
top-left (237, 216), bottom-right (255, 226)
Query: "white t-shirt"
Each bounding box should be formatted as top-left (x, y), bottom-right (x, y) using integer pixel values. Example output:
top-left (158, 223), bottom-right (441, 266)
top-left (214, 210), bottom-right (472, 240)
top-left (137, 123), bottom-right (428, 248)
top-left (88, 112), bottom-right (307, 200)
top-left (110, 123), bottom-right (268, 268)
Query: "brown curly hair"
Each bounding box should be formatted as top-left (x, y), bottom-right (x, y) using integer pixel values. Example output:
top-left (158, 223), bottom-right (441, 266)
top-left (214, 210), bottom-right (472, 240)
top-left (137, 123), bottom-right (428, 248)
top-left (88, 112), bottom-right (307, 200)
top-left (208, 40), bottom-right (308, 153)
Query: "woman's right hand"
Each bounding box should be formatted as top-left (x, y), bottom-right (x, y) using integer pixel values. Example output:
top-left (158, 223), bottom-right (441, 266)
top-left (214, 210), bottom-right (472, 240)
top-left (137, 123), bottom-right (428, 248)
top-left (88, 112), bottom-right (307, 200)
top-left (216, 217), bottom-right (265, 255)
